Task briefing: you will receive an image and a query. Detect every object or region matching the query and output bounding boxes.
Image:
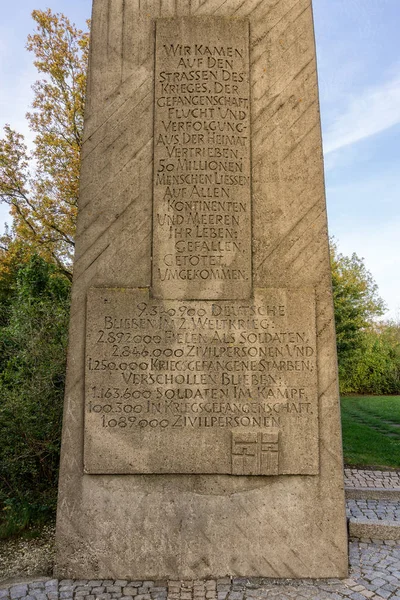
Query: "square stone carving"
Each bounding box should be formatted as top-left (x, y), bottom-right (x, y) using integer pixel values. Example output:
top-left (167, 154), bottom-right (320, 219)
top-left (231, 431), bottom-right (279, 475)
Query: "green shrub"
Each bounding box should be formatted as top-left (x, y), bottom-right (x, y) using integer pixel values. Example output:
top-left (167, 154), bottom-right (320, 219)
top-left (0, 255), bottom-right (70, 537)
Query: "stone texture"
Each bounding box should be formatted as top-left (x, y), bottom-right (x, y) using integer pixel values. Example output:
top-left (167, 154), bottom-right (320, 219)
top-left (55, 0), bottom-right (347, 580)
top-left (349, 520), bottom-right (400, 541)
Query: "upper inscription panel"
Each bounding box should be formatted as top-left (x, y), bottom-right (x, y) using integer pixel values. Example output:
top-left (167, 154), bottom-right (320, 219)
top-left (152, 17), bottom-right (252, 300)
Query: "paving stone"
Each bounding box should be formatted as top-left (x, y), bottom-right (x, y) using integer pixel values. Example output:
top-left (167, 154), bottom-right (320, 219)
top-left (10, 587), bottom-right (29, 600)
top-left (1, 506), bottom-right (400, 600)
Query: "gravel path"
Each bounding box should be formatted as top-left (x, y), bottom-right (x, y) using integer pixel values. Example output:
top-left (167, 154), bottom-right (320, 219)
top-left (0, 525), bottom-right (55, 583)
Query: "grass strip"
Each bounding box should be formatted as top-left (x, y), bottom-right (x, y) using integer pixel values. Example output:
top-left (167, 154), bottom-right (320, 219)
top-left (341, 396), bottom-right (400, 469)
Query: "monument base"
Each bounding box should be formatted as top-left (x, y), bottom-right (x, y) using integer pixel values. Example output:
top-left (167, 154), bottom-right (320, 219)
top-left (55, 474), bottom-right (347, 579)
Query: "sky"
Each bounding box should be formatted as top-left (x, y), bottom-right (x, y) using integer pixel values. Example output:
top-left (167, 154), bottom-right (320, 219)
top-left (0, 0), bottom-right (399, 319)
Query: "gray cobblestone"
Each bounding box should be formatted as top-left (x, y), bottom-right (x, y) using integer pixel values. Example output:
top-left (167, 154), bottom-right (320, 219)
top-left (347, 499), bottom-right (400, 521)
top-left (345, 469), bottom-right (400, 489)
top-left (0, 522), bottom-right (399, 600)
top-left (10, 587), bottom-right (28, 599)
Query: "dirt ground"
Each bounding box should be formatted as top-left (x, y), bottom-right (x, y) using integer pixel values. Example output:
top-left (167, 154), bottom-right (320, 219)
top-left (0, 524), bottom-right (55, 585)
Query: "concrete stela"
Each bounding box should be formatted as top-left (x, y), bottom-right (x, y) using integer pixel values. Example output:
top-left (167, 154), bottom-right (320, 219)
top-left (56, 3), bottom-right (348, 580)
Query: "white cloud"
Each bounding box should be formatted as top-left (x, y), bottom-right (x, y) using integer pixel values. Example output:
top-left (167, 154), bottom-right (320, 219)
top-left (331, 217), bottom-right (400, 321)
top-left (323, 72), bottom-right (400, 154)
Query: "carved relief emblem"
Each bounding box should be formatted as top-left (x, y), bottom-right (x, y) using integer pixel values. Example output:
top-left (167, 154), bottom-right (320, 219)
top-left (231, 431), bottom-right (279, 475)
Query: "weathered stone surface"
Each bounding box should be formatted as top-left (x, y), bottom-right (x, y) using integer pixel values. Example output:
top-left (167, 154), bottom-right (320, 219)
top-left (349, 519), bottom-right (400, 541)
top-left (55, 0), bottom-right (348, 580)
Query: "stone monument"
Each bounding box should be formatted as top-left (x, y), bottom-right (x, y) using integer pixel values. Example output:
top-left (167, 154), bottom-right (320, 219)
top-left (55, 0), bottom-right (348, 579)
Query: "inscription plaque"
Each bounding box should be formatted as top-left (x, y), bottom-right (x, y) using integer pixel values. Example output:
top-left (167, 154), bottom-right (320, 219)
top-left (152, 17), bottom-right (252, 300)
top-left (84, 287), bottom-right (318, 475)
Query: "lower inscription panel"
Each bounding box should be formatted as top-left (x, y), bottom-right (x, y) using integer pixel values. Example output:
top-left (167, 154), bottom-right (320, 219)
top-left (84, 288), bottom-right (319, 474)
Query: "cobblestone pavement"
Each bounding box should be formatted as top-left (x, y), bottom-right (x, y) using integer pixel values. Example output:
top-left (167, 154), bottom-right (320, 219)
top-left (0, 539), bottom-right (399, 600)
top-left (349, 538), bottom-right (400, 599)
top-left (345, 470), bottom-right (400, 489)
top-left (347, 500), bottom-right (400, 522)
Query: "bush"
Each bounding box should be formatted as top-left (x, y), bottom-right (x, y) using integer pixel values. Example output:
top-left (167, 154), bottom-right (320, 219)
top-left (0, 255), bottom-right (70, 537)
top-left (339, 325), bottom-right (400, 395)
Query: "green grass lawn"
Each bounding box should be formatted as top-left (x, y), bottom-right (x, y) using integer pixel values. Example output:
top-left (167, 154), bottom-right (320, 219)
top-left (341, 395), bottom-right (400, 469)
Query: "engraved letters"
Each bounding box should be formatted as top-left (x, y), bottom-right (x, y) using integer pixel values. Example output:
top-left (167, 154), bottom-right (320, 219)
top-left (83, 19), bottom-right (320, 478)
top-left (152, 18), bottom-right (252, 300)
top-left (84, 288), bottom-right (319, 475)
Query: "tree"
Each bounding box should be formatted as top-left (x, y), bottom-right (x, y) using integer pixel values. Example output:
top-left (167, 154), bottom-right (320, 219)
top-left (0, 10), bottom-right (89, 280)
top-left (330, 239), bottom-right (386, 354)
top-left (329, 239), bottom-right (400, 394)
